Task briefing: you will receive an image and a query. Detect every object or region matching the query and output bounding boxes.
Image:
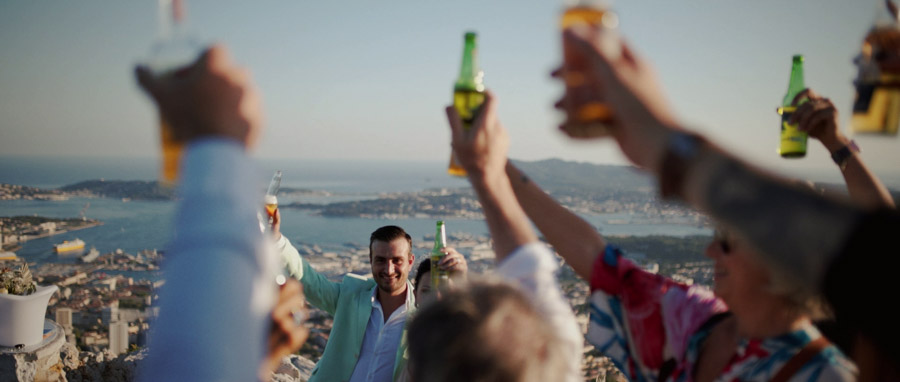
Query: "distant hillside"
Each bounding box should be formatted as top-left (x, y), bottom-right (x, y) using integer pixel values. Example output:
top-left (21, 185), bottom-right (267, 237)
top-left (59, 180), bottom-right (175, 201)
top-left (512, 159), bottom-right (653, 194)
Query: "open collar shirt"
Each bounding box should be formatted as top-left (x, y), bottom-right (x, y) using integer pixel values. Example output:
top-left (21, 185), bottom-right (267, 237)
top-left (348, 283), bottom-right (413, 382)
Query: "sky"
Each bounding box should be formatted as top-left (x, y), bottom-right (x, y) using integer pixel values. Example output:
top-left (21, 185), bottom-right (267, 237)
top-left (1, 0), bottom-right (897, 183)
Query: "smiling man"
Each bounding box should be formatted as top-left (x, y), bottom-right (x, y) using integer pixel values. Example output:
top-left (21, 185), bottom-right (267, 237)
top-left (276, 224), bottom-right (416, 382)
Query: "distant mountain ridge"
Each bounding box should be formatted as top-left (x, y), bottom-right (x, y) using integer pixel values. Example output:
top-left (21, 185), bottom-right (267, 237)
top-left (512, 158), bottom-right (654, 194)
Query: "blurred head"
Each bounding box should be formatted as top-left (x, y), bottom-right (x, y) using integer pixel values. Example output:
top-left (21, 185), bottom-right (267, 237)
top-left (414, 259), bottom-right (435, 305)
top-left (369, 226), bottom-right (414, 295)
top-left (408, 280), bottom-right (568, 382)
top-left (705, 226), bottom-right (826, 320)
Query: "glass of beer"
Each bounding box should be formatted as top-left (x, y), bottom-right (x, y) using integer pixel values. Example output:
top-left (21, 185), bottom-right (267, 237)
top-left (264, 170), bottom-right (282, 226)
top-left (559, 0), bottom-right (619, 138)
top-left (146, 0), bottom-right (200, 185)
top-left (264, 194), bottom-right (278, 220)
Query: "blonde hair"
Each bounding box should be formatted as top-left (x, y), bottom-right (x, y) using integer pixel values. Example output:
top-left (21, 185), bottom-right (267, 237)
top-left (407, 279), bottom-right (569, 382)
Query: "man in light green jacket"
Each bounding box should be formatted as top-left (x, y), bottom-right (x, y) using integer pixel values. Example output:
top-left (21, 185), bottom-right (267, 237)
top-left (274, 223), bottom-right (416, 382)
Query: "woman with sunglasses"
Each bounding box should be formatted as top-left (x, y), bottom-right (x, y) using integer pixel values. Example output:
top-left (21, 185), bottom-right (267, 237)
top-left (496, 83), bottom-right (887, 380)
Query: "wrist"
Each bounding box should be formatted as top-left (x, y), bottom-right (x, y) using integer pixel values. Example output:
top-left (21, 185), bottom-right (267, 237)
top-left (821, 133), bottom-right (850, 154)
top-left (830, 139), bottom-right (861, 171)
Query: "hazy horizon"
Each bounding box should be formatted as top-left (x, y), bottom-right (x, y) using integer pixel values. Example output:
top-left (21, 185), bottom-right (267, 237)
top-left (1, 0), bottom-right (898, 182)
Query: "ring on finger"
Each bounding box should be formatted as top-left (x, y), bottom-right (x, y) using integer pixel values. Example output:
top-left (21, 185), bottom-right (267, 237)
top-left (290, 308), bottom-right (306, 327)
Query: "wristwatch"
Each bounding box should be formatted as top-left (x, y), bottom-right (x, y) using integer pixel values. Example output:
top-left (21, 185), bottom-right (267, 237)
top-left (831, 140), bottom-right (860, 171)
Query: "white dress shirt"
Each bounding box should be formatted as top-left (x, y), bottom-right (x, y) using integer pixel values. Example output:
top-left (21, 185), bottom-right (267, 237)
top-left (139, 139), bottom-right (278, 382)
top-left (349, 285), bottom-right (413, 382)
top-left (496, 242), bottom-right (584, 382)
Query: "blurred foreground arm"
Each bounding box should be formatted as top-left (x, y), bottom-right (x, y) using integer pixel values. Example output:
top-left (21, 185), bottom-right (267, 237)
top-left (791, 89), bottom-right (894, 209)
top-left (562, 28), bottom-right (865, 292)
top-left (136, 45), bottom-right (279, 382)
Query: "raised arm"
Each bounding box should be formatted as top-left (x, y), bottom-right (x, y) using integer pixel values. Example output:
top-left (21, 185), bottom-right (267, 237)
top-left (446, 91), bottom-right (537, 259)
top-left (561, 28), bottom-right (866, 293)
top-left (791, 89), bottom-right (895, 209)
top-left (505, 163), bottom-right (604, 280)
top-left (135, 45), bottom-right (278, 382)
top-left (272, 210), bottom-right (342, 315)
top-left (447, 91), bottom-right (583, 382)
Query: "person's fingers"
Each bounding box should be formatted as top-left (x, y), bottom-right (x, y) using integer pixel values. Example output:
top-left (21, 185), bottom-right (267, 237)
top-left (279, 279), bottom-right (301, 303)
top-left (134, 66), bottom-right (160, 99)
top-left (471, 90), bottom-right (497, 135)
top-left (791, 88), bottom-right (817, 107)
top-left (200, 44), bottom-right (233, 74)
top-left (797, 99), bottom-right (829, 129)
top-left (286, 325), bottom-right (309, 350)
top-left (446, 105), bottom-right (465, 146)
top-left (790, 101), bottom-right (814, 125)
top-left (564, 27), bottom-right (621, 86)
top-left (806, 108), bottom-right (836, 133)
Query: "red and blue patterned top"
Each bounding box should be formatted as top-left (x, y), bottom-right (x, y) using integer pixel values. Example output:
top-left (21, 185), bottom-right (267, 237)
top-left (586, 245), bottom-right (856, 382)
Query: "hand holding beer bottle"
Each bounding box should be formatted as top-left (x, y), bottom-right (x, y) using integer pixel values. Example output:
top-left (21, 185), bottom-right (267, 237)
top-left (429, 221), bottom-right (468, 292)
top-left (448, 32), bottom-right (486, 177)
top-left (135, 45), bottom-right (264, 153)
top-left (777, 55), bottom-right (808, 158)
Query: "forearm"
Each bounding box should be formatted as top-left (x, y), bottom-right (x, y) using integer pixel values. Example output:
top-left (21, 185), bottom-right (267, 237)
top-left (821, 135), bottom-right (895, 209)
top-left (681, 146), bottom-right (864, 291)
top-left (142, 139), bottom-right (275, 382)
top-left (506, 163), bottom-right (604, 280)
top-left (469, 170), bottom-right (538, 261)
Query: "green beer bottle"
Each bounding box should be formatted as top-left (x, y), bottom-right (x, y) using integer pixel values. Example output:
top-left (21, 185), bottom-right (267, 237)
top-left (777, 55), bottom-right (808, 158)
top-left (448, 32), bottom-right (486, 177)
top-left (430, 221), bottom-right (450, 290)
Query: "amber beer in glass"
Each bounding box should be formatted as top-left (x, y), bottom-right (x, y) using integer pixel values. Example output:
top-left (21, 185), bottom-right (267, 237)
top-left (448, 32), bottom-right (485, 177)
top-left (265, 170), bottom-right (282, 222)
top-left (147, 0), bottom-right (199, 184)
top-left (560, 0), bottom-right (618, 137)
top-left (851, 3), bottom-right (900, 136)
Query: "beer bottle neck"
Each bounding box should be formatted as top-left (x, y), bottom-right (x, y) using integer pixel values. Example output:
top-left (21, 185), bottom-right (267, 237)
top-left (432, 224), bottom-right (447, 251)
top-left (783, 59), bottom-right (805, 106)
top-left (456, 34), bottom-right (484, 91)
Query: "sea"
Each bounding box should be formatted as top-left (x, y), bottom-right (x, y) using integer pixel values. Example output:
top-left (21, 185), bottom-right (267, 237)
top-left (0, 156), bottom-right (711, 281)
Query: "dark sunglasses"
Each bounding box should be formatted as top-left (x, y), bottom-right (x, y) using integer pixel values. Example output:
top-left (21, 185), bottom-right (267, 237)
top-left (713, 229), bottom-right (732, 254)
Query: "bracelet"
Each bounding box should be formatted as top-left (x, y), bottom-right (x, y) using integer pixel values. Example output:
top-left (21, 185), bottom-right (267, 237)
top-left (659, 132), bottom-right (706, 200)
top-left (830, 140), bottom-right (860, 171)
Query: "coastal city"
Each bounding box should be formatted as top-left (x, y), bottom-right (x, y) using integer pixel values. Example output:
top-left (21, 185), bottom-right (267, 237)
top-left (1, 176), bottom-right (716, 380)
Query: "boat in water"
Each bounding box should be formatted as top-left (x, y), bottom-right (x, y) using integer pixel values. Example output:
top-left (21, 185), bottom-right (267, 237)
top-left (54, 239), bottom-right (85, 253)
top-left (81, 247), bottom-right (100, 263)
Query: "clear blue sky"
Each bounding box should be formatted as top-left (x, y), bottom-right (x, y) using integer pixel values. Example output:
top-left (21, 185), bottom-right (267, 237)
top-left (1, 0), bottom-right (897, 183)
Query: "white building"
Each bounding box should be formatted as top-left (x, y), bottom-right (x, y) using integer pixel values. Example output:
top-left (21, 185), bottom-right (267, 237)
top-left (56, 308), bottom-right (73, 330)
top-left (108, 321), bottom-right (129, 356)
top-left (102, 302), bottom-right (119, 326)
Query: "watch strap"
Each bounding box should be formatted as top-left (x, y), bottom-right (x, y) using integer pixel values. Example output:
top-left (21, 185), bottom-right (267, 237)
top-left (831, 140), bottom-right (860, 170)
